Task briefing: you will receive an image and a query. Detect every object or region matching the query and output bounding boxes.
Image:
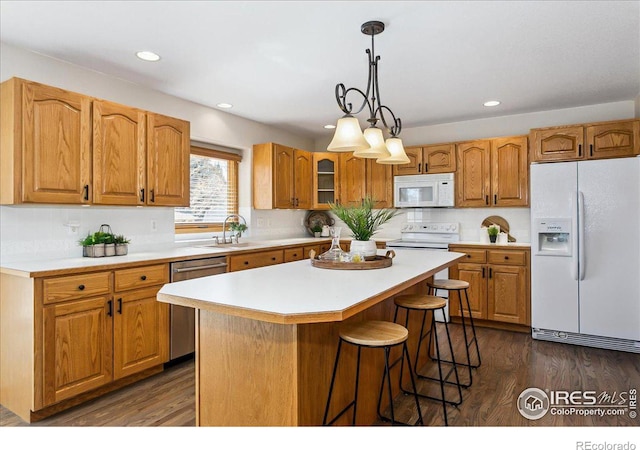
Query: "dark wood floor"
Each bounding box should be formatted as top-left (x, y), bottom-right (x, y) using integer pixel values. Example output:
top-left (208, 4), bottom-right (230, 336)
top-left (2, 325), bottom-right (639, 428)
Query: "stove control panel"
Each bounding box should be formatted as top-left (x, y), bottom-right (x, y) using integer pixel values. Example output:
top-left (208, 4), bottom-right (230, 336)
top-left (400, 222), bottom-right (459, 234)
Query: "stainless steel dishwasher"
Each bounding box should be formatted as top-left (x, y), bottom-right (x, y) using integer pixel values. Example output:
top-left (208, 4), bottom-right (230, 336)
top-left (169, 256), bottom-right (228, 360)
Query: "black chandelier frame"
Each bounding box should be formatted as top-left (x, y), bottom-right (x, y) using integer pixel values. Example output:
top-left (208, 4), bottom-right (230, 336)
top-left (334, 20), bottom-right (402, 138)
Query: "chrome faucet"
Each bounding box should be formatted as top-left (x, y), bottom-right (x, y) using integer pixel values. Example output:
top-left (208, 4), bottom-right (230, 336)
top-left (222, 214), bottom-right (247, 244)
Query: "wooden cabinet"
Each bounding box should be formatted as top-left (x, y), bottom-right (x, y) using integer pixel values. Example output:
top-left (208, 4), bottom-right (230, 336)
top-left (530, 119), bottom-right (640, 163)
top-left (336, 154), bottom-right (394, 208)
top-left (448, 245), bottom-right (530, 329)
top-left (229, 249), bottom-right (285, 272)
top-left (456, 135), bottom-right (528, 207)
top-left (252, 143), bottom-right (312, 209)
top-left (366, 160), bottom-right (393, 208)
top-left (393, 144), bottom-right (456, 176)
top-left (312, 152), bottom-right (340, 209)
top-left (0, 77), bottom-right (190, 206)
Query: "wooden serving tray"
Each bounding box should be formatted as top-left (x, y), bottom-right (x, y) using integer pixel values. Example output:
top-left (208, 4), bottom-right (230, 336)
top-left (309, 250), bottom-right (395, 270)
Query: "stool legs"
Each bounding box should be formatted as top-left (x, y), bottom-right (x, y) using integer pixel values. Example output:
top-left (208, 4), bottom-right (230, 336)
top-left (323, 338), bottom-right (423, 426)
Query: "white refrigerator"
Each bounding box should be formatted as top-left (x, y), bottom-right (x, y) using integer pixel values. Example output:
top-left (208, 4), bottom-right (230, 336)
top-left (530, 156), bottom-right (640, 353)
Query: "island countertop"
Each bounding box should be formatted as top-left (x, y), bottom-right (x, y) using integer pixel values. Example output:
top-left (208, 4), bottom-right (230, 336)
top-left (157, 248), bottom-right (466, 324)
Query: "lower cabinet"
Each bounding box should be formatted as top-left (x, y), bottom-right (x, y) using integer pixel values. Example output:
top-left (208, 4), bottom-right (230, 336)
top-left (39, 264), bottom-right (169, 410)
top-left (448, 245), bottom-right (530, 328)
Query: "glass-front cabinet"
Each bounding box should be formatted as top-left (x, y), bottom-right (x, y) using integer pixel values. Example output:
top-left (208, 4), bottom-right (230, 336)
top-left (312, 153), bottom-right (340, 209)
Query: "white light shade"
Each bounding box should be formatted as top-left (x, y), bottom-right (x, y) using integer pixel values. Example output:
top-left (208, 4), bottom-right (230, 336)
top-left (353, 127), bottom-right (391, 159)
top-left (327, 116), bottom-right (370, 152)
top-left (377, 138), bottom-right (410, 164)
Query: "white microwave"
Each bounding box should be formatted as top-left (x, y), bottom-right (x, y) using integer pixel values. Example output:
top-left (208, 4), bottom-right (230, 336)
top-left (393, 173), bottom-right (455, 208)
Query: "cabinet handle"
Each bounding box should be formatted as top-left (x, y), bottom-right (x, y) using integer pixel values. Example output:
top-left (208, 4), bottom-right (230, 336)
top-left (466, 254), bottom-right (471, 258)
top-left (482, 267), bottom-right (485, 278)
top-left (504, 256), bottom-right (509, 260)
top-left (140, 275), bottom-right (147, 281)
top-left (271, 257), bottom-right (276, 261)
top-left (293, 253), bottom-right (298, 257)
top-left (424, 163), bottom-right (428, 173)
top-left (418, 163), bottom-right (422, 173)
top-left (140, 188), bottom-right (145, 202)
top-left (489, 268), bottom-right (493, 279)
top-left (244, 261), bottom-right (249, 265)
top-left (83, 185), bottom-right (89, 201)
top-left (107, 300), bottom-right (113, 317)
top-left (589, 144), bottom-right (593, 157)
top-left (78, 284), bottom-right (85, 291)
top-left (485, 195), bottom-right (489, 205)
top-left (494, 194), bottom-right (497, 204)
top-left (578, 144), bottom-right (582, 157)
top-left (150, 189), bottom-right (155, 203)
top-left (117, 298), bottom-right (122, 314)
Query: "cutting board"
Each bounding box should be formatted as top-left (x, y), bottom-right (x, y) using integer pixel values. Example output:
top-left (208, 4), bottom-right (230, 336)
top-left (481, 215), bottom-right (516, 242)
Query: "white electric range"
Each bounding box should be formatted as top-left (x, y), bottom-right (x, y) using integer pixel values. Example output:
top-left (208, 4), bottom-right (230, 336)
top-left (386, 222), bottom-right (460, 321)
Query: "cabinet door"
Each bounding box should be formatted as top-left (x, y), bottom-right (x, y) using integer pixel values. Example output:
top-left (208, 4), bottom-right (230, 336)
top-left (93, 100), bottom-right (146, 205)
top-left (423, 144), bottom-right (456, 173)
top-left (449, 262), bottom-right (487, 320)
top-left (491, 136), bottom-right (529, 207)
top-left (113, 286), bottom-right (168, 379)
top-left (487, 265), bottom-right (528, 325)
top-left (273, 144), bottom-right (294, 209)
top-left (312, 153), bottom-right (340, 209)
top-left (146, 113), bottom-right (190, 206)
top-left (340, 153), bottom-right (367, 206)
top-left (393, 146), bottom-right (422, 176)
top-left (586, 120), bottom-right (640, 160)
top-left (456, 140), bottom-right (491, 207)
top-left (366, 159), bottom-right (393, 208)
top-left (530, 126), bottom-right (584, 162)
top-left (22, 81), bottom-right (92, 204)
top-left (294, 149), bottom-right (312, 209)
top-left (42, 296), bottom-right (113, 405)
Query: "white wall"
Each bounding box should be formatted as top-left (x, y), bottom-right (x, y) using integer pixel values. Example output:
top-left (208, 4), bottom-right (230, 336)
top-left (0, 42), bottom-right (312, 261)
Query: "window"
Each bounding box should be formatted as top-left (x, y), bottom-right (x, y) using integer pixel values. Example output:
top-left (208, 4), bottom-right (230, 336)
top-left (175, 145), bottom-right (241, 233)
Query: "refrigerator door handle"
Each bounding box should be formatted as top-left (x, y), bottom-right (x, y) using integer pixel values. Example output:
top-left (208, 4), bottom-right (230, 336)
top-left (578, 191), bottom-right (586, 281)
top-left (571, 191), bottom-right (579, 281)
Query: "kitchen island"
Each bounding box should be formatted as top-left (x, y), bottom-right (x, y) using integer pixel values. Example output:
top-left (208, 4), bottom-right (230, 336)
top-left (157, 248), bottom-right (465, 426)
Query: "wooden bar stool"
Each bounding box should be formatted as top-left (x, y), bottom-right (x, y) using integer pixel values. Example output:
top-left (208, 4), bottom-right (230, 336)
top-left (393, 294), bottom-right (463, 426)
top-left (323, 320), bottom-right (424, 426)
top-left (428, 279), bottom-right (481, 387)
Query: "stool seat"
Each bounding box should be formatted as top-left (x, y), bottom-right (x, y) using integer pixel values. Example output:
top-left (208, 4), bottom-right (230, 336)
top-left (428, 279), bottom-right (470, 290)
top-left (340, 320), bottom-right (408, 347)
top-left (394, 294), bottom-right (447, 310)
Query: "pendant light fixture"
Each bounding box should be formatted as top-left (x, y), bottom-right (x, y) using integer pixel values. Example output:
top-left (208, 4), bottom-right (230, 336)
top-left (327, 20), bottom-right (409, 164)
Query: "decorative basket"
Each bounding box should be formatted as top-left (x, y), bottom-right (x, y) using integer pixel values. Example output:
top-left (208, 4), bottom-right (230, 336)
top-left (309, 250), bottom-right (395, 270)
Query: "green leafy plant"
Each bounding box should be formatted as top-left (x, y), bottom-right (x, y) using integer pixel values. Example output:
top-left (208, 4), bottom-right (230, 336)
top-left (78, 231), bottom-right (114, 246)
top-left (229, 222), bottom-right (248, 235)
top-left (487, 225), bottom-right (499, 237)
top-left (114, 234), bottom-right (131, 244)
top-left (311, 224), bottom-right (323, 233)
top-left (329, 197), bottom-right (399, 241)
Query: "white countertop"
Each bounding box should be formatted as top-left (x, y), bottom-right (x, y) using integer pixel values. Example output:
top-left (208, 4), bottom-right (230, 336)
top-left (157, 248), bottom-right (466, 324)
top-left (452, 241), bottom-right (531, 248)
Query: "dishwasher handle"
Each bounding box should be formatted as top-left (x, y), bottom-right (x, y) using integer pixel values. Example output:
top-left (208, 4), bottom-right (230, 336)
top-left (172, 262), bottom-right (228, 273)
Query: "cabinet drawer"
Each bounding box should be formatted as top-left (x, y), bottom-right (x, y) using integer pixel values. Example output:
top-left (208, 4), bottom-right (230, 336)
top-left (43, 271), bottom-right (112, 304)
top-left (229, 250), bottom-right (284, 272)
top-left (114, 264), bottom-right (169, 292)
top-left (455, 249), bottom-right (487, 264)
top-left (284, 247), bottom-right (304, 262)
top-left (488, 250), bottom-right (527, 266)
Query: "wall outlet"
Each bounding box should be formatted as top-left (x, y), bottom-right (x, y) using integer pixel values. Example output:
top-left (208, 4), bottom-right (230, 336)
top-left (257, 218), bottom-right (265, 228)
top-left (151, 219), bottom-right (157, 232)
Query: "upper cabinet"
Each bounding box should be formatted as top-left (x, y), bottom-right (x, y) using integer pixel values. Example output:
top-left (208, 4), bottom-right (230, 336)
top-left (530, 119), bottom-right (640, 163)
top-left (253, 143), bottom-right (312, 209)
top-left (456, 135), bottom-right (528, 208)
top-left (393, 143), bottom-right (456, 176)
top-left (337, 153), bottom-right (393, 208)
top-left (312, 152), bottom-right (340, 210)
top-left (0, 78), bottom-right (190, 206)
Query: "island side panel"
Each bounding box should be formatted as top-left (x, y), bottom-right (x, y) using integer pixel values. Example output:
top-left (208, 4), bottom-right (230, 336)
top-left (297, 283), bottom-right (431, 426)
top-left (197, 309), bottom-right (298, 426)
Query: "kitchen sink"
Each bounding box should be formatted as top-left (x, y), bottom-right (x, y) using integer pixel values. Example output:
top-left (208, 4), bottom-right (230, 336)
top-left (196, 242), bottom-right (258, 249)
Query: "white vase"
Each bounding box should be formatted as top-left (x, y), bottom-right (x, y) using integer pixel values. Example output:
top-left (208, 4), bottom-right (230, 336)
top-left (350, 240), bottom-right (377, 259)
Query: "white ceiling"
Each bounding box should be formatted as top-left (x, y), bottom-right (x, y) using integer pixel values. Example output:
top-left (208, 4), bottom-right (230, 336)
top-left (1, 1), bottom-right (639, 140)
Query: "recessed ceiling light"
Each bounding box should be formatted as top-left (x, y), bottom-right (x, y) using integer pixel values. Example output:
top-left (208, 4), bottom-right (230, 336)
top-left (324, 124), bottom-right (336, 129)
top-left (483, 100), bottom-right (501, 107)
top-left (216, 103), bottom-right (233, 109)
top-left (136, 51), bottom-right (161, 62)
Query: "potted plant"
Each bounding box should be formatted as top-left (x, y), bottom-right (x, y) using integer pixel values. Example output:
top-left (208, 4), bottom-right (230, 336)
top-left (329, 197), bottom-right (399, 259)
top-left (114, 234), bottom-right (130, 256)
top-left (487, 225), bottom-right (499, 243)
top-left (78, 231), bottom-right (111, 257)
top-left (229, 222), bottom-right (248, 238)
top-left (311, 224), bottom-right (323, 238)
